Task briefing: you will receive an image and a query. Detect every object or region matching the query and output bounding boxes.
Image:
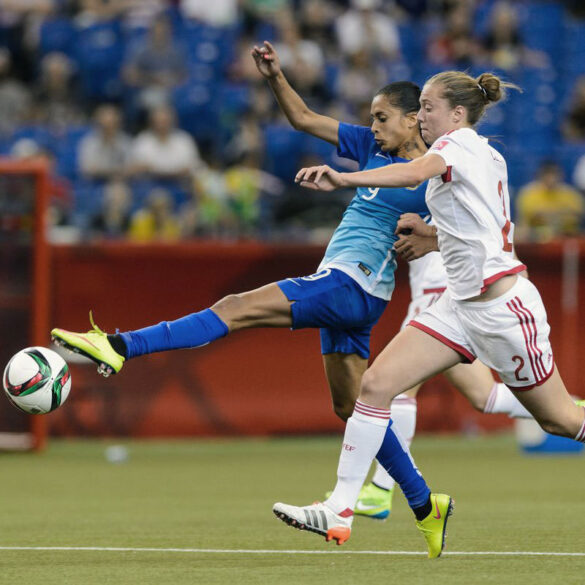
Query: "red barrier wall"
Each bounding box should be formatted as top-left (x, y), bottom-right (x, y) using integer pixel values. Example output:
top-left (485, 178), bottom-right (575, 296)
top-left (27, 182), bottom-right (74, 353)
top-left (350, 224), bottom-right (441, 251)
top-left (47, 240), bottom-right (585, 438)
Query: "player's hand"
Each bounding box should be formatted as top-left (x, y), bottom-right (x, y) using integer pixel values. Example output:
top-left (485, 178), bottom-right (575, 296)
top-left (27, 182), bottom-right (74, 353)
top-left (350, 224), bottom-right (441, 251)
top-left (251, 41), bottom-right (281, 78)
top-left (295, 165), bottom-right (344, 192)
top-left (394, 233), bottom-right (439, 261)
top-left (395, 213), bottom-right (435, 237)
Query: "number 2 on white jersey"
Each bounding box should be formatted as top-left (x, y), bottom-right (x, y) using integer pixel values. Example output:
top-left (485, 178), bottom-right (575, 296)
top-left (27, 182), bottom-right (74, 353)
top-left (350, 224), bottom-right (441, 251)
top-left (497, 180), bottom-right (513, 252)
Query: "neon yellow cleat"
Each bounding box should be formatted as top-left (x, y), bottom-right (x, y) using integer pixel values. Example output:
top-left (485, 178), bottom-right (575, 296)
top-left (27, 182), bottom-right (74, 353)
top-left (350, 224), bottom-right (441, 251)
top-left (415, 493), bottom-right (454, 558)
top-left (51, 312), bottom-right (124, 377)
top-left (354, 482), bottom-right (394, 520)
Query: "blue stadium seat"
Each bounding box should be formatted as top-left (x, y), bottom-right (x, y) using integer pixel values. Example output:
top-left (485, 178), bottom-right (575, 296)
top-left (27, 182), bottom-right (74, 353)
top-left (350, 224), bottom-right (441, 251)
top-left (54, 125), bottom-right (91, 181)
top-left (172, 80), bottom-right (219, 146)
top-left (39, 17), bottom-right (76, 56)
top-left (553, 143), bottom-right (585, 185)
top-left (262, 124), bottom-right (305, 182)
top-left (72, 179), bottom-right (106, 217)
top-left (73, 20), bottom-right (124, 101)
top-left (8, 126), bottom-right (55, 155)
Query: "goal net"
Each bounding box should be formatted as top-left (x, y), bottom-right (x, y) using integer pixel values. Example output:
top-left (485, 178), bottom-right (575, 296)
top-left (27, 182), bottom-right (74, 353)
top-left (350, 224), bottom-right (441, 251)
top-left (0, 158), bottom-right (50, 450)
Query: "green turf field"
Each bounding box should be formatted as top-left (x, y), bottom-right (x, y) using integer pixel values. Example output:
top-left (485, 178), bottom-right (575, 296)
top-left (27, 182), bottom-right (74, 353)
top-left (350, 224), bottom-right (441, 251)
top-left (0, 434), bottom-right (584, 585)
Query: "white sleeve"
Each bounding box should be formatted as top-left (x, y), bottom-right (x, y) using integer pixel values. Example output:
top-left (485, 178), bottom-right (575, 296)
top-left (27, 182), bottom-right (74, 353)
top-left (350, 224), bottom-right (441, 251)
top-left (573, 155), bottom-right (585, 191)
top-left (426, 134), bottom-right (462, 169)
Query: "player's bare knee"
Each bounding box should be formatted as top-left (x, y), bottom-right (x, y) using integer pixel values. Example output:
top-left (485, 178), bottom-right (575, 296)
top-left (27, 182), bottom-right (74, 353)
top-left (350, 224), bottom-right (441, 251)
top-left (360, 368), bottom-right (390, 403)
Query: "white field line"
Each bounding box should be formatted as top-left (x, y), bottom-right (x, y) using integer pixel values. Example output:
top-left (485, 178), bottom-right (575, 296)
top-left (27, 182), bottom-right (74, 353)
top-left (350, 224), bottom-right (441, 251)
top-left (0, 547), bottom-right (584, 557)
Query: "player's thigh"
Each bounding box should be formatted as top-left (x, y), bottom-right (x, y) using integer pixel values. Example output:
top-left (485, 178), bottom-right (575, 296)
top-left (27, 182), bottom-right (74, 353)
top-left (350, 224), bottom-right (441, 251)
top-left (211, 282), bottom-right (293, 329)
top-left (509, 366), bottom-right (584, 437)
top-left (443, 360), bottom-right (495, 411)
top-left (323, 352), bottom-right (367, 421)
top-left (360, 325), bottom-right (463, 408)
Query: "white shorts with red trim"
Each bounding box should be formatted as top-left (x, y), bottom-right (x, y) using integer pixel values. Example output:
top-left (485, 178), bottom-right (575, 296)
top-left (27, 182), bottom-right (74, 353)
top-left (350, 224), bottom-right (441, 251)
top-left (409, 276), bottom-right (554, 390)
top-left (400, 288), bottom-right (446, 330)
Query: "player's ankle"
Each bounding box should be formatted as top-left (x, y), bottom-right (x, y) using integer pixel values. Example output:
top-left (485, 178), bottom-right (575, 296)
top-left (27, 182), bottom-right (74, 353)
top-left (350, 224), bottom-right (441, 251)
top-left (107, 334), bottom-right (128, 359)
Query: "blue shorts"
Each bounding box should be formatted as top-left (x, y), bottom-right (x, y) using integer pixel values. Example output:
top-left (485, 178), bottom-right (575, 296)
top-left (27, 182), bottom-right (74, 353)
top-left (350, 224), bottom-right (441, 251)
top-left (277, 268), bottom-right (387, 359)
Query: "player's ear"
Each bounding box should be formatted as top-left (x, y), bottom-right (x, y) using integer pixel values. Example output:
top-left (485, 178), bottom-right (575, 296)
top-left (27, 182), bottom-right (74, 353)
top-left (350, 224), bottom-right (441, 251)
top-left (452, 105), bottom-right (466, 123)
top-left (405, 112), bottom-right (418, 128)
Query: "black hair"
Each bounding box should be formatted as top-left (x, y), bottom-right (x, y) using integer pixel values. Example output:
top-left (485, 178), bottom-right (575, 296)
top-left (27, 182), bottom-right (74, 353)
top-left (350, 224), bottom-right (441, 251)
top-left (375, 81), bottom-right (421, 115)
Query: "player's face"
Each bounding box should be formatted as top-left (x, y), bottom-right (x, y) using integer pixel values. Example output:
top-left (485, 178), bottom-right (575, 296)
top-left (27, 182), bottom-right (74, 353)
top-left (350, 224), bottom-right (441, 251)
top-left (369, 95), bottom-right (417, 153)
top-left (417, 83), bottom-right (456, 144)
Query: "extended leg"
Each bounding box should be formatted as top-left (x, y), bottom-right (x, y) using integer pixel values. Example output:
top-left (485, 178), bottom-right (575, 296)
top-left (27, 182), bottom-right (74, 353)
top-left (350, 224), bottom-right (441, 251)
top-left (51, 283), bottom-right (293, 374)
top-left (275, 327), bottom-right (460, 556)
top-left (510, 366), bottom-right (585, 440)
top-left (444, 360), bottom-right (532, 418)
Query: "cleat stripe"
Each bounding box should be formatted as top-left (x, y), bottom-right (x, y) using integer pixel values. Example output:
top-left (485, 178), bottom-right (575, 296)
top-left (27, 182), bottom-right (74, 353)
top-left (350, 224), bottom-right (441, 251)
top-left (310, 510), bottom-right (319, 528)
top-left (319, 510), bottom-right (328, 531)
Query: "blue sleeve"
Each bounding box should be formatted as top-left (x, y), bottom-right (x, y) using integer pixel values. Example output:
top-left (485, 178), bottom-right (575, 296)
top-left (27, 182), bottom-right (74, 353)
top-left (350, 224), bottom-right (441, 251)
top-left (337, 123), bottom-right (373, 169)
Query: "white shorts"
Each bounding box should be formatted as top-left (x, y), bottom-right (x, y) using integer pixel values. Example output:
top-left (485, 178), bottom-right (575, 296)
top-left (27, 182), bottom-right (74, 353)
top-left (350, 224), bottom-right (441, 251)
top-left (409, 276), bottom-right (554, 390)
top-left (400, 288), bottom-right (446, 330)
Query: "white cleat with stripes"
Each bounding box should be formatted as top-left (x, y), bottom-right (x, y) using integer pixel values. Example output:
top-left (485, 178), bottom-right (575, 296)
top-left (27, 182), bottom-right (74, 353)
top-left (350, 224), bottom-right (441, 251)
top-left (272, 501), bottom-right (352, 545)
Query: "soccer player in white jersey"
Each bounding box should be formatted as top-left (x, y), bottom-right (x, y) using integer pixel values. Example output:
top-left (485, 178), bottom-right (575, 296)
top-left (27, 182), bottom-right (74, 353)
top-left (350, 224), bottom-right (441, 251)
top-left (360, 245), bottom-right (533, 520)
top-left (274, 70), bottom-right (585, 556)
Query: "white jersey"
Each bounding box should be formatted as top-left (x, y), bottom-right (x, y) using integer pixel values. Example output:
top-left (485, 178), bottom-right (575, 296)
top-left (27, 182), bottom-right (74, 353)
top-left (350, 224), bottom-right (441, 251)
top-left (426, 128), bottom-right (525, 301)
top-left (407, 250), bottom-right (447, 300)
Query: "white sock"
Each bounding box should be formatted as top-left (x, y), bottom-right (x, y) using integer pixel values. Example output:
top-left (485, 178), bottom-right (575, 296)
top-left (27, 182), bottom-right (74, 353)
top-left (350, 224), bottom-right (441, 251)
top-left (371, 395), bottom-right (417, 491)
top-left (484, 383), bottom-right (532, 419)
top-left (575, 409), bottom-right (585, 443)
top-left (325, 400), bottom-right (390, 517)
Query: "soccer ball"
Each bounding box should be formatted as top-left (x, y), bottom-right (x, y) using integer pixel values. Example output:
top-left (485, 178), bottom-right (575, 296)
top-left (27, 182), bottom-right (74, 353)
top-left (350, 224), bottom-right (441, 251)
top-left (3, 347), bottom-right (71, 414)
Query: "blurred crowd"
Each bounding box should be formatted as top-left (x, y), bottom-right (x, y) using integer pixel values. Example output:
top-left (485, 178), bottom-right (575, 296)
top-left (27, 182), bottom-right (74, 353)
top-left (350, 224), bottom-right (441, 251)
top-left (1, 0), bottom-right (585, 243)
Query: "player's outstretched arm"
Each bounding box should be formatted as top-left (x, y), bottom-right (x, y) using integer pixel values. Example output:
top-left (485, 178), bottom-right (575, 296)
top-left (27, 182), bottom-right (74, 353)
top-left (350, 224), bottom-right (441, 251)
top-left (251, 41), bottom-right (339, 145)
top-left (295, 154), bottom-right (447, 192)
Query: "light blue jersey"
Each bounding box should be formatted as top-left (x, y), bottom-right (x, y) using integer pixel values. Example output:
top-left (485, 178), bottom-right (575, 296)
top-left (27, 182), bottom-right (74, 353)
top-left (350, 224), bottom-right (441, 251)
top-left (318, 122), bottom-right (429, 300)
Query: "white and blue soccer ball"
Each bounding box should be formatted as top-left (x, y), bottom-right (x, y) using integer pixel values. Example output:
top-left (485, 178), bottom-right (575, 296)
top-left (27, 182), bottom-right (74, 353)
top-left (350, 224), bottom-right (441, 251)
top-left (3, 347), bottom-right (71, 415)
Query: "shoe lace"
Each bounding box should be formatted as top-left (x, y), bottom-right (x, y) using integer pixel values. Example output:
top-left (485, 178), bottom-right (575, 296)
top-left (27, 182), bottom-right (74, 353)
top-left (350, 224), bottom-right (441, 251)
top-left (88, 310), bottom-right (105, 335)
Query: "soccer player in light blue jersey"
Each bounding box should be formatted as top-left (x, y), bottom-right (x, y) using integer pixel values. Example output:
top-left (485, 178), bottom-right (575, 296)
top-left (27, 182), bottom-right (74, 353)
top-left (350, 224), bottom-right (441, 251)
top-left (52, 41), bottom-right (443, 552)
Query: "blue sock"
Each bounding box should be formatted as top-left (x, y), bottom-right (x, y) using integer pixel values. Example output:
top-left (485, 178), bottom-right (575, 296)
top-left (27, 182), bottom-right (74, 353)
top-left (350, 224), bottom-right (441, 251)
top-left (376, 419), bottom-right (431, 510)
top-left (120, 309), bottom-right (229, 359)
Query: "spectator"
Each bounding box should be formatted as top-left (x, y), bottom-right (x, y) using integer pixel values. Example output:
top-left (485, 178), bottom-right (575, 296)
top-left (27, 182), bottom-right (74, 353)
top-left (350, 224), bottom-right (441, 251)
top-left (89, 179), bottom-right (132, 239)
top-left (179, 0), bottom-right (240, 27)
top-left (128, 187), bottom-right (181, 241)
top-left (182, 155), bottom-right (234, 238)
top-left (78, 104), bottom-right (132, 181)
top-left (515, 161), bottom-right (584, 241)
top-left (572, 154), bottom-right (585, 193)
top-left (0, 48), bottom-right (32, 138)
top-left (427, 3), bottom-right (479, 67)
top-left (273, 11), bottom-right (326, 99)
top-left (563, 76), bottom-right (585, 142)
top-left (224, 150), bottom-right (284, 237)
top-left (123, 12), bottom-right (188, 113)
top-left (335, 0), bottom-right (400, 60)
top-left (74, 0), bottom-right (124, 27)
top-left (118, 0), bottom-right (169, 30)
top-left (128, 104), bottom-right (202, 183)
top-left (0, 0), bottom-right (57, 81)
top-left (241, 0), bottom-right (291, 37)
top-left (336, 49), bottom-right (387, 113)
top-left (298, 0), bottom-right (337, 60)
top-left (32, 52), bottom-right (85, 129)
top-left (481, 1), bottom-right (548, 70)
